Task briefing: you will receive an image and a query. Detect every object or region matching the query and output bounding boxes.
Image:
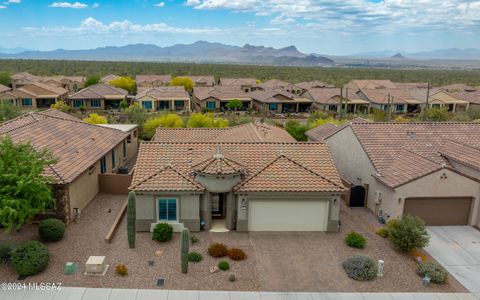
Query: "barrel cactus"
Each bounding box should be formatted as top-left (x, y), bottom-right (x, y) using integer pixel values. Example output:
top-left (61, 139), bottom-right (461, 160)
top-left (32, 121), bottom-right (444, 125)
top-left (127, 192), bottom-right (136, 248)
top-left (181, 228), bottom-right (190, 273)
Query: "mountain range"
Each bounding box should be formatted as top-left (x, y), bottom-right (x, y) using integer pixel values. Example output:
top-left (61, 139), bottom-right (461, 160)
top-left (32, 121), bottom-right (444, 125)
top-left (351, 48), bottom-right (480, 60)
top-left (0, 41), bottom-right (335, 66)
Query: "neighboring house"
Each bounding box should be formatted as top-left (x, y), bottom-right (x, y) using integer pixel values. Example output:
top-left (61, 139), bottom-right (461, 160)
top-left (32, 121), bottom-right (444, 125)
top-left (260, 79), bottom-right (304, 95)
top-left (96, 123), bottom-right (139, 171)
top-left (69, 84), bottom-right (128, 110)
top-left (101, 74), bottom-right (120, 84)
top-left (136, 86), bottom-right (190, 112)
top-left (358, 88), bottom-right (423, 114)
top-left (409, 88), bottom-right (469, 113)
top-left (130, 141), bottom-right (346, 233)
top-left (307, 88), bottom-right (370, 114)
top-left (153, 122), bottom-right (296, 143)
top-left (306, 117), bottom-right (369, 142)
top-left (325, 122), bottom-right (480, 226)
top-left (217, 78), bottom-right (261, 92)
top-left (185, 75), bottom-right (215, 87)
top-left (192, 86), bottom-right (252, 111)
top-left (40, 76), bottom-right (85, 93)
top-left (0, 83), bottom-right (11, 94)
top-left (136, 75), bottom-right (172, 88)
top-left (344, 79), bottom-right (398, 91)
top-left (439, 85), bottom-right (480, 110)
top-left (296, 80), bottom-right (335, 89)
top-left (11, 72), bottom-right (40, 89)
top-left (0, 109), bottom-right (136, 223)
top-left (4, 82), bottom-right (68, 109)
top-left (250, 89), bottom-right (314, 114)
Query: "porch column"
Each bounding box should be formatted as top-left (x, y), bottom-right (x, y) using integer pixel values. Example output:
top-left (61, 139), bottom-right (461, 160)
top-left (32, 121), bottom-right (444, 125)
top-left (453, 103), bottom-right (457, 113)
top-left (171, 100), bottom-right (175, 111)
top-left (296, 103), bottom-right (299, 113)
top-left (225, 192), bottom-right (235, 230)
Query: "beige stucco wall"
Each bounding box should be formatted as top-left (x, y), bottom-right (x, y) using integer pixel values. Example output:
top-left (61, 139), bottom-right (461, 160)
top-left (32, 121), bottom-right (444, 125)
top-left (68, 162), bottom-right (100, 217)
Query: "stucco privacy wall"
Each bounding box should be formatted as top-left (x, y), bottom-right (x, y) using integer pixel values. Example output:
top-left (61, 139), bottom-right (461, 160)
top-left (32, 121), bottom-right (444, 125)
top-left (68, 163), bottom-right (99, 218)
top-left (135, 192), bottom-right (202, 232)
top-left (236, 192), bottom-right (341, 232)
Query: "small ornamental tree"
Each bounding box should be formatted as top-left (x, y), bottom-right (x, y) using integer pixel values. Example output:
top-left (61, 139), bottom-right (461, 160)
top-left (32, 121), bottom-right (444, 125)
top-left (0, 102), bottom-right (21, 123)
top-left (187, 113), bottom-right (228, 128)
top-left (225, 99), bottom-right (243, 112)
top-left (109, 76), bottom-right (137, 94)
top-left (84, 75), bottom-right (101, 88)
top-left (388, 215), bottom-right (430, 252)
top-left (0, 137), bottom-right (57, 231)
top-left (50, 101), bottom-right (70, 112)
top-left (83, 113), bottom-right (108, 124)
top-left (170, 77), bottom-right (194, 92)
top-left (143, 114), bottom-right (183, 139)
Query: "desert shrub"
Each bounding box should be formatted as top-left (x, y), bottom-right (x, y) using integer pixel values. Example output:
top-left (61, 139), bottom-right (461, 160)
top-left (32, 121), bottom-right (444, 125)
top-left (370, 108), bottom-right (387, 122)
top-left (417, 262), bottom-right (448, 284)
top-left (115, 264), bottom-right (128, 276)
top-left (188, 251), bottom-right (203, 263)
top-left (386, 219), bottom-right (398, 229)
top-left (375, 228), bottom-right (389, 238)
top-left (0, 241), bottom-right (13, 264)
top-left (388, 215), bottom-right (429, 252)
top-left (342, 254), bottom-right (377, 281)
top-left (39, 218), bottom-right (65, 242)
top-left (218, 260), bottom-right (230, 271)
top-left (208, 243), bottom-right (228, 257)
top-left (410, 248), bottom-right (427, 262)
top-left (12, 241), bottom-right (49, 276)
top-left (228, 248), bottom-right (247, 261)
top-left (190, 234), bottom-right (199, 244)
top-left (345, 232), bottom-right (366, 249)
top-left (423, 107), bottom-right (450, 121)
top-left (284, 120), bottom-right (309, 141)
top-left (152, 223), bottom-right (173, 242)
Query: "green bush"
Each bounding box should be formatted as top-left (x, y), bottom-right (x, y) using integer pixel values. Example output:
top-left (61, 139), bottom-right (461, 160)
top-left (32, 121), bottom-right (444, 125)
top-left (388, 215), bottom-right (430, 252)
top-left (423, 107), bottom-right (451, 121)
top-left (190, 234), bottom-right (199, 244)
top-left (284, 120), bottom-right (309, 141)
top-left (39, 218), bottom-right (65, 242)
top-left (342, 254), bottom-right (377, 281)
top-left (345, 232), bottom-right (366, 249)
top-left (375, 228), bottom-right (389, 238)
top-left (218, 260), bottom-right (230, 271)
top-left (152, 223), bottom-right (173, 242)
top-left (12, 241), bottom-right (49, 276)
top-left (188, 252), bottom-right (203, 263)
top-left (0, 241), bottom-right (13, 264)
top-left (417, 262), bottom-right (448, 284)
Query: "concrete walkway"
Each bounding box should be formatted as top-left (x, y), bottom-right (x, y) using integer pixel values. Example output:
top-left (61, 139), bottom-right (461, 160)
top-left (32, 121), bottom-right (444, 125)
top-left (426, 226), bottom-right (480, 293)
top-left (1, 288), bottom-right (479, 300)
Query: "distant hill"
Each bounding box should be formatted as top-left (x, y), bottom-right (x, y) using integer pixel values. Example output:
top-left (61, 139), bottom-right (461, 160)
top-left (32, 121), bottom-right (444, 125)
top-left (391, 53), bottom-right (405, 59)
top-left (0, 41), bottom-right (335, 66)
top-left (350, 48), bottom-right (480, 60)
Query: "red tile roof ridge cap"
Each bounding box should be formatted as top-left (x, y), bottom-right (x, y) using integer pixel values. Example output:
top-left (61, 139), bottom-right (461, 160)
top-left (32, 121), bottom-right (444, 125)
top-left (141, 141), bottom-right (324, 145)
top-left (352, 121), bottom-right (478, 125)
top-left (442, 138), bottom-right (480, 151)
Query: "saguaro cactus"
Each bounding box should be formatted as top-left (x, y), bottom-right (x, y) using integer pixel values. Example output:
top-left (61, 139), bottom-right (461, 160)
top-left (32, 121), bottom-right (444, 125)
top-left (127, 191), bottom-right (136, 248)
top-left (181, 228), bottom-right (190, 273)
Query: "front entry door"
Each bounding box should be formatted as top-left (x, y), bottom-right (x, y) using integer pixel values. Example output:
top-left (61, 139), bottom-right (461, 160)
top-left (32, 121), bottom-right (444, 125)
top-left (212, 193), bottom-right (225, 218)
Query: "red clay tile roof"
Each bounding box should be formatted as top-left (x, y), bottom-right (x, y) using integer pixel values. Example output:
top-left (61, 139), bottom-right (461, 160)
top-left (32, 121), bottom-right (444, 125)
top-left (342, 122), bottom-right (480, 188)
top-left (70, 83), bottom-right (128, 99)
top-left (131, 142), bottom-right (345, 193)
top-left (0, 109), bottom-right (128, 184)
top-left (154, 123), bottom-right (296, 143)
top-left (192, 147), bottom-right (246, 175)
top-left (296, 80), bottom-right (335, 89)
top-left (136, 75), bottom-right (172, 84)
top-left (193, 86), bottom-right (251, 101)
top-left (136, 86), bottom-right (189, 100)
top-left (185, 76), bottom-right (215, 86)
top-left (345, 80), bottom-right (397, 91)
top-left (16, 82), bottom-right (68, 97)
top-left (219, 78), bottom-right (258, 86)
top-left (440, 140), bottom-right (480, 171)
top-left (306, 117), bottom-right (369, 142)
top-left (130, 164), bottom-right (204, 192)
top-left (0, 84), bottom-right (10, 93)
top-left (449, 90), bottom-right (480, 105)
top-left (360, 88), bottom-right (417, 104)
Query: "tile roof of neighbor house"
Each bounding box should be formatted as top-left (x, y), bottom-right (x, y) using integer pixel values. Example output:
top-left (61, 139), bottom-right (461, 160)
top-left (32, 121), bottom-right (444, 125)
top-left (296, 80), bottom-right (335, 89)
top-left (449, 90), bottom-right (480, 105)
top-left (260, 79), bottom-right (303, 91)
top-left (11, 72), bottom-right (39, 81)
top-left (101, 74), bottom-right (120, 83)
top-left (193, 86), bottom-right (252, 101)
top-left (360, 88), bottom-right (420, 104)
top-left (135, 75), bottom-right (172, 84)
top-left (345, 80), bottom-right (397, 91)
top-left (0, 84), bottom-right (10, 93)
top-left (440, 83), bottom-right (477, 92)
top-left (14, 82), bottom-right (68, 97)
top-left (136, 86), bottom-right (189, 100)
top-left (131, 142), bottom-right (346, 193)
top-left (307, 88), bottom-right (367, 104)
top-left (154, 123), bottom-right (296, 143)
top-left (334, 122), bottom-right (480, 188)
top-left (250, 89), bottom-right (312, 103)
top-left (185, 75), bottom-right (215, 86)
top-left (0, 109), bottom-right (129, 184)
top-left (219, 78), bottom-right (258, 86)
top-left (306, 117), bottom-right (369, 141)
top-left (408, 88), bottom-right (468, 104)
top-left (70, 83), bottom-right (128, 100)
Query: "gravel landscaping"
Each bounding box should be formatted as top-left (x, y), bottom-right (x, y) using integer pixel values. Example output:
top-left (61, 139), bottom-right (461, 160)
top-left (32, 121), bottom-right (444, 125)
top-left (0, 193), bottom-right (467, 292)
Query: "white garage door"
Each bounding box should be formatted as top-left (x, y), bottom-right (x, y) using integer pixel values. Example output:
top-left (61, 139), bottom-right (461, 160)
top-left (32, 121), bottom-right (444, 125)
top-left (248, 200), bottom-right (329, 231)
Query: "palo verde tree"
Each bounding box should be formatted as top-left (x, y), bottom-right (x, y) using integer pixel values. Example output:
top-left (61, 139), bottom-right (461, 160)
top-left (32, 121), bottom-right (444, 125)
top-left (225, 99), bottom-right (243, 112)
top-left (109, 76), bottom-right (137, 94)
top-left (0, 137), bottom-right (57, 231)
top-left (170, 76), bottom-right (194, 92)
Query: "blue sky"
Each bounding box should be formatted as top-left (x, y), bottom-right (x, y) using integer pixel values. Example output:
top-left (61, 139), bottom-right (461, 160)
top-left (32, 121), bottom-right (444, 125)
top-left (0, 0), bottom-right (479, 55)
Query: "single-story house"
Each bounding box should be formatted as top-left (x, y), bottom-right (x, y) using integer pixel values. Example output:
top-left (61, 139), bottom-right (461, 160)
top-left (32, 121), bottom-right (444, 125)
top-left (11, 72), bottom-right (40, 89)
top-left (136, 75), bottom-right (172, 88)
top-left (0, 109), bottom-right (137, 223)
top-left (1, 82), bottom-right (68, 109)
top-left (192, 86), bottom-right (252, 111)
top-left (307, 88), bottom-right (370, 114)
top-left (136, 86), bottom-right (190, 112)
top-left (296, 80), bottom-right (335, 89)
top-left (259, 79), bottom-right (304, 95)
top-left (358, 88), bottom-right (423, 114)
top-left (153, 122), bottom-right (296, 143)
top-left (448, 89), bottom-right (480, 110)
top-left (130, 141), bottom-right (346, 232)
top-left (185, 75), bottom-right (215, 87)
top-left (324, 122), bottom-right (480, 226)
top-left (344, 79), bottom-right (398, 91)
top-left (69, 83), bottom-right (128, 110)
top-left (408, 88), bottom-right (469, 113)
top-left (0, 83), bottom-right (11, 93)
top-left (250, 89), bottom-right (314, 114)
top-left (40, 76), bottom-right (85, 93)
top-left (217, 78), bottom-right (261, 92)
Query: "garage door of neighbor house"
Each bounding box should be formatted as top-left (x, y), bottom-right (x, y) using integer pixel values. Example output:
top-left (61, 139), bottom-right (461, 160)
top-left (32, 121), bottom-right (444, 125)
top-left (248, 200), bottom-right (328, 231)
top-left (404, 197), bottom-right (472, 225)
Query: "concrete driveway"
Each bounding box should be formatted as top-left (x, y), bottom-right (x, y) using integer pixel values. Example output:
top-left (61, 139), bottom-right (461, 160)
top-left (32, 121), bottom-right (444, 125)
top-left (426, 226), bottom-right (480, 293)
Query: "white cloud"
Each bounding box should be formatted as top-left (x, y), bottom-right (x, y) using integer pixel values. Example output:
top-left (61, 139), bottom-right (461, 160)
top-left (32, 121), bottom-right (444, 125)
top-left (49, 2), bottom-right (88, 9)
top-left (3, 0), bottom-right (21, 4)
top-left (270, 15), bottom-right (295, 25)
top-left (0, 5), bottom-right (6, 8)
top-left (185, 0), bottom-right (201, 5)
top-left (154, 2), bottom-right (165, 7)
top-left (22, 17), bottom-right (226, 35)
